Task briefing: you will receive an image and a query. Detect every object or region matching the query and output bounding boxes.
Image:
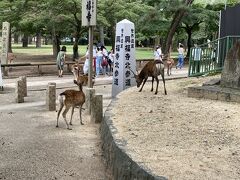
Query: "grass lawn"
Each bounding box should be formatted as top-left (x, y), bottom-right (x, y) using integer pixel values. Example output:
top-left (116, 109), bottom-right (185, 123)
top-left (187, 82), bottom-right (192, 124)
top-left (10, 44), bottom-right (178, 59)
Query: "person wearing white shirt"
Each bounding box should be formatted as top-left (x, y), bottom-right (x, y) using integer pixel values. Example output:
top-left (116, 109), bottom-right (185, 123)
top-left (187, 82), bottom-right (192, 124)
top-left (176, 43), bottom-right (185, 69)
top-left (154, 45), bottom-right (162, 61)
top-left (192, 44), bottom-right (202, 73)
top-left (96, 47), bottom-right (103, 77)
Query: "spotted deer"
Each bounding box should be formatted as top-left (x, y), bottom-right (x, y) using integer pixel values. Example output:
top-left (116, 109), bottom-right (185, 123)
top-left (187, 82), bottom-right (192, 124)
top-left (56, 79), bottom-right (85, 130)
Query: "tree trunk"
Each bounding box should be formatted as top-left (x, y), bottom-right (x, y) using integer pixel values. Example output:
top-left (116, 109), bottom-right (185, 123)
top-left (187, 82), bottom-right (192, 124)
top-left (186, 29), bottom-right (192, 58)
top-left (14, 33), bottom-right (19, 44)
top-left (164, 0), bottom-right (194, 58)
top-left (73, 36), bottom-right (80, 61)
top-left (44, 37), bottom-right (49, 45)
top-left (22, 34), bottom-right (28, 47)
top-left (28, 36), bottom-right (33, 44)
top-left (36, 31), bottom-right (42, 48)
top-left (99, 26), bottom-right (104, 45)
top-left (8, 26), bottom-right (12, 53)
top-left (52, 28), bottom-right (60, 57)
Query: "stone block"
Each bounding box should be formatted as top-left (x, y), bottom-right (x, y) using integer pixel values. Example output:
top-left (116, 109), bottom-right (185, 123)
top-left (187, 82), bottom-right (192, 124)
top-left (15, 78), bottom-right (24, 103)
top-left (188, 87), bottom-right (204, 98)
top-left (20, 76), bottom-right (27, 97)
top-left (46, 82), bottom-right (56, 111)
top-left (217, 92), bottom-right (230, 101)
top-left (86, 88), bottom-right (95, 115)
top-left (91, 94), bottom-right (103, 123)
top-left (230, 94), bottom-right (240, 103)
top-left (203, 89), bottom-right (218, 100)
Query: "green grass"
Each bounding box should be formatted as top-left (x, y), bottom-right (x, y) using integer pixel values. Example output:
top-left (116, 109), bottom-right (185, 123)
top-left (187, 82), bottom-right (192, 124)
top-left (10, 44), bottom-right (178, 59)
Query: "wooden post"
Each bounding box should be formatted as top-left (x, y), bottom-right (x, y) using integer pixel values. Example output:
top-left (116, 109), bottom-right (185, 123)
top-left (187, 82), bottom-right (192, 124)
top-left (88, 26), bottom-right (93, 88)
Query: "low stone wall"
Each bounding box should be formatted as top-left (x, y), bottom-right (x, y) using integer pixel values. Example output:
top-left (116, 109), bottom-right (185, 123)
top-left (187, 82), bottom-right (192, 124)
top-left (188, 85), bottom-right (240, 103)
top-left (100, 99), bottom-right (167, 180)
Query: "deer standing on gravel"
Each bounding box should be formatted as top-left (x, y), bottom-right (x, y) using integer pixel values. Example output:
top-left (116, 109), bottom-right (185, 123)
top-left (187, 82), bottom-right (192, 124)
top-left (130, 60), bottom-right (167, 95)
top-left (166, 58), bottom-right (174, 76)
top-left (56, 79), bottom-right (85, 130)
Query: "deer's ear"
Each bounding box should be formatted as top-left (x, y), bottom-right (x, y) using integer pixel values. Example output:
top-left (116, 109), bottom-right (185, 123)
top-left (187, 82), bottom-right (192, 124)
top-left (73, 80), bottom-right (77, 84)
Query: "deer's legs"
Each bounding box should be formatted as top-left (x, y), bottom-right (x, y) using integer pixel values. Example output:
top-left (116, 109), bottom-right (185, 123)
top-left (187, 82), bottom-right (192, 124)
top-left (139, 78), bottom-right (148, 92)
top-left (161, 72), bottom-right (167, 95)
top-left (155, 76), bottom-right (159, 95)
top-left (79, 105), bottom-right (84, 125)
top-left (151, 76), bottom-right (154, 91)
top-left (69, 107), bottom-right (74, 125)
top-left (56, 103), bottom-right (64, 128)
top-left (62, 106), bottom-right (71, 130)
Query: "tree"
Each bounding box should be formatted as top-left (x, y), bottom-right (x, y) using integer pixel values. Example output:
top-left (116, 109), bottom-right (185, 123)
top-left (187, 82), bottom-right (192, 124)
top-left (164, 0), bottom-right (194, 58)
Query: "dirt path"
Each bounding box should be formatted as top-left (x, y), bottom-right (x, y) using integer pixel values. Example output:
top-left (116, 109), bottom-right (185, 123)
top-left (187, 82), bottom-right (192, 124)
top-left (0, 76), bottom-right (112, 180)
top-left (111, 75), bottom-right (240, 180)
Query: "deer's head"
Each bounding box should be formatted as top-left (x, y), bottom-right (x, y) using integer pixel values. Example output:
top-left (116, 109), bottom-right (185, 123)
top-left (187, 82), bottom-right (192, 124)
top-left (128, 68), bottom-right (142, 88)
top-left (73, 79), bottom-right (83, 91)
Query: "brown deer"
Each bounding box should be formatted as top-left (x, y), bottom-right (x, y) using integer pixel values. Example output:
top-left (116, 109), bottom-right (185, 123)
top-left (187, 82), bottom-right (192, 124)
top-left (72, 63), bottom-right (95, 86)
top-left (56, 79), bottom-right (85, 130)
top-left (71, 63), bottom-right (84, 81)
top-left (166, 58), bottom-right (174, 76)
top-left (130, 60), bottom-right (167, 95)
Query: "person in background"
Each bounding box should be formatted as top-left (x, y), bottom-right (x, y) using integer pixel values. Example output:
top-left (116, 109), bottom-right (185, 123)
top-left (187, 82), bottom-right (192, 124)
top-left (192, 44), bottom-right (202, 73)
top-left (82, 46), bottom-right (90, 75)
top-left (101, 46), bottom-right (108, 75)
top-left (56, 46), bottom-right (66, 77)
top-left (95, 47), bottom-right (103, 77)
top-left (107, 49), bottom-right (115, 76)
top-left (176, 43), bottom-right (185, 69)
top-left (154, 45), bottom-right (162, 62)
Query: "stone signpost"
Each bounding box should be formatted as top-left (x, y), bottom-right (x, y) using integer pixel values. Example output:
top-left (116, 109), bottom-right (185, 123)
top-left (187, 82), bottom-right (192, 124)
top-left (112, 19), bottom-right (136, 98)
top-left (1, 22), bottom-right (10, 77)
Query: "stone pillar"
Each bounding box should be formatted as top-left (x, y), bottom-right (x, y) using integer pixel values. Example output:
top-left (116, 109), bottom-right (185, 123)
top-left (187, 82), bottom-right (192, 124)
top-left (91, 94), bottom-right (103, 123)
top-left (15, 78), bottom-right (24, 103)
top-left (46, 82), bottom-right (56, 111)
top-left (85, 88), bottom-right (95, 115)
top-left (1, 22), bottom-right (10, 77)
top-left (20, 76), bottom-right (27, 97)
top-left (112, 19), bottom-right (136, 98)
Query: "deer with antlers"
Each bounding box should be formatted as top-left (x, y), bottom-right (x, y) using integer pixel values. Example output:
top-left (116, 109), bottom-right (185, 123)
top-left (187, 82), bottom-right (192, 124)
top-left (56, 78), bottom-right (85, 130)
top-left (130, 60), bottom-right (167, 95)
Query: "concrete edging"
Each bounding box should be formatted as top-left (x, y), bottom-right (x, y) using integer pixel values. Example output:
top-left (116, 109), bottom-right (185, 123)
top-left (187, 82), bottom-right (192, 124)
top-left (100, 99), bottom-right (167, 180)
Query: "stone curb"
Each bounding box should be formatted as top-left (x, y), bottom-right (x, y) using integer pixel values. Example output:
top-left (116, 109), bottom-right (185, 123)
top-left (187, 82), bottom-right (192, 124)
top-left (100, 98), bottom-right (168, 180)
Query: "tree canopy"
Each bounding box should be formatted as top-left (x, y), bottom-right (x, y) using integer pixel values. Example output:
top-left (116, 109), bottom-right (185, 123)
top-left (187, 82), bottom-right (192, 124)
top-left (0, 0), bottom-right (239, 57)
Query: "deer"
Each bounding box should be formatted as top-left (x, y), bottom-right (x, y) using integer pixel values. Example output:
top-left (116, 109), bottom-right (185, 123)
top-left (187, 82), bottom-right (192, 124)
top-left (71, 63), bottom-right (84, 81)
top-left (166, 58), bottom-right (174, 76)
top-left (56, 78), bottom-right (85, 130)
top-left (129, 60), bottom-right (167, 95)
top-left (71, 63), bottom-right (95, 86)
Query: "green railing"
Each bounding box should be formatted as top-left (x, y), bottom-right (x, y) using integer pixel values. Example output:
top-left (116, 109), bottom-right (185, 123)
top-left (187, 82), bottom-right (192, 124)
top-left (188, 36), bottom-right (240, 77)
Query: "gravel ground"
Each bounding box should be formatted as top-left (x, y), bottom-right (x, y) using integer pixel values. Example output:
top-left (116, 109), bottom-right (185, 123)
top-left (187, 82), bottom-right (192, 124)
top-left (111, 75), bottom-right (240, 180)
top-left (0, 80), bottom-right (112, 180)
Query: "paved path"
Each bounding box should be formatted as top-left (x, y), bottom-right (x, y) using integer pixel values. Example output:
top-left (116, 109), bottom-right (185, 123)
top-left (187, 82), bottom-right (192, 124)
top-left (0, 75), bottom-right (112, 180)
top-left (0, 67), bottom-right (188, 179)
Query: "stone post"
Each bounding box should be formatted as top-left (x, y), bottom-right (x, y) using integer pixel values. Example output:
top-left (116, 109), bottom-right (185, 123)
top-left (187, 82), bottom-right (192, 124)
top-left (20, 76), bottom-right (27, 97)
top-left (46, 82), bottom-right (56, 111)
top-left (85, 88), bottom-right (95, 115)
top-left (1, 22), bottom-right (10, 76)
top-left (112, 19), bottom-right (136, 98)
top-left (15, 78), bottom-right (24, 103)
top-left (91, 94), bottom-right (103, 123)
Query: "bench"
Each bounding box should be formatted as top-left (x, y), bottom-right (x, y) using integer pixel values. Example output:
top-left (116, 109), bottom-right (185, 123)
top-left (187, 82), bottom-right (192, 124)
top-left (1, 61), bottom-right (83, 75)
